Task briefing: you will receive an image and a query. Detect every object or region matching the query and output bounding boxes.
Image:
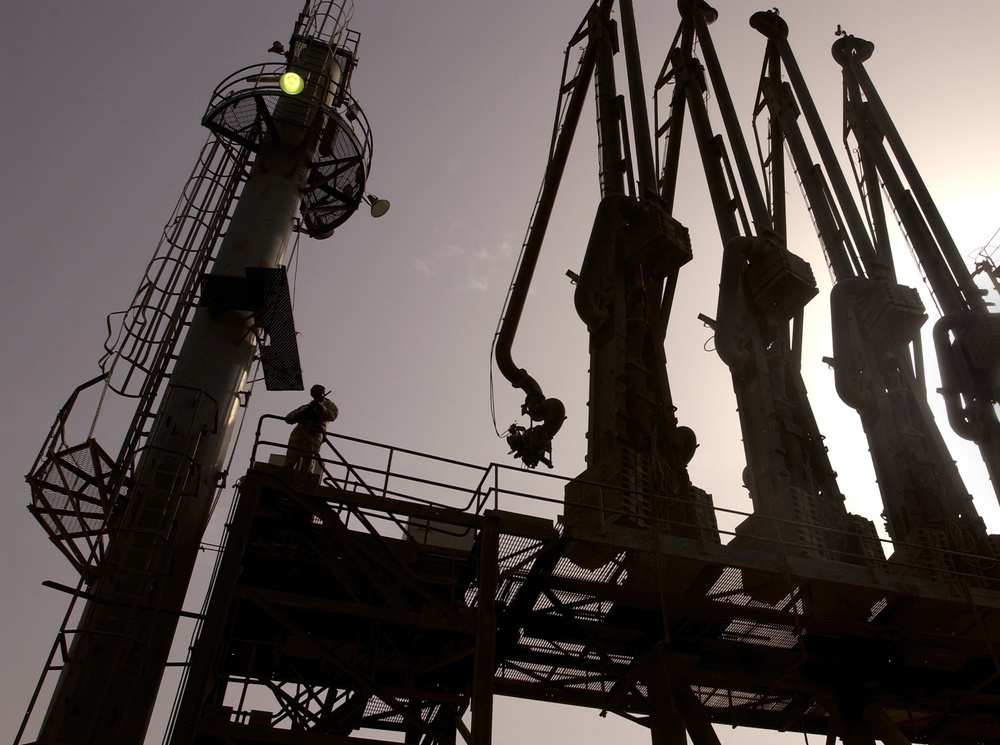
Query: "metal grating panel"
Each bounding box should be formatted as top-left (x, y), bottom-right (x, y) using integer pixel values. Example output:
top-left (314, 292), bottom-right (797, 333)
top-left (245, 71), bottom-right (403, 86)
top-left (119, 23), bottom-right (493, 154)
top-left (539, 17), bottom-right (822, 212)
top-left (247, 267), bottom-right (303, 391)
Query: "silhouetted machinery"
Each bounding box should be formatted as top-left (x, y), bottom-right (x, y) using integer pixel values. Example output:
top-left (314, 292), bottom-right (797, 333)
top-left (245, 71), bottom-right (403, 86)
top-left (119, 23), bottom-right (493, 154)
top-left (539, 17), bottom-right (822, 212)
top-left (491, 0), bottom-right (1000, 741)
top-left (17, 1), bottom-right (1000, 744)
top-left (748, 10), bottom-right (997, 577)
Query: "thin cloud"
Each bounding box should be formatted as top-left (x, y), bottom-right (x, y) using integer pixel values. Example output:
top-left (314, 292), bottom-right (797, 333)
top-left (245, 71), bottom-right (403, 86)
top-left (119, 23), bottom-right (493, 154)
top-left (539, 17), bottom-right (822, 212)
top-left (411, 257), bottom-right (434, 275)
top-left (413, 239), bottom-right (517, 293)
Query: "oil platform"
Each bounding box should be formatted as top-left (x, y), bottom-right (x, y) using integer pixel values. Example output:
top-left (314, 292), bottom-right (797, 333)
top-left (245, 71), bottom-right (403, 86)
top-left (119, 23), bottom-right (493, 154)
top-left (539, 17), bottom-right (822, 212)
top-left (15, 1), bottom-right (1000, 744)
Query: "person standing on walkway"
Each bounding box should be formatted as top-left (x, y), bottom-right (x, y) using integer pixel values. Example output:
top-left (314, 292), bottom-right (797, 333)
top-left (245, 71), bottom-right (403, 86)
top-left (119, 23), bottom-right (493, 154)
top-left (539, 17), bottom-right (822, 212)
top-left (284, 384), bottom-right (338, 470)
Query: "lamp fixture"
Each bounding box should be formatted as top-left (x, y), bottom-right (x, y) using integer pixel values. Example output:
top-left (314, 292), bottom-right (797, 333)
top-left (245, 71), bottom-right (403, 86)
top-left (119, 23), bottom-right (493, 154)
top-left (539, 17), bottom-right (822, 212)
top-left (365, 194), bottom-right (390, 218)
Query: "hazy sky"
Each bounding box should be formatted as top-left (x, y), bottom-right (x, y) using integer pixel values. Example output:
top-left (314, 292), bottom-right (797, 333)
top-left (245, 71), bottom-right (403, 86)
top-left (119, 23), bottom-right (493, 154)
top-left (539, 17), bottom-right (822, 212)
top-left (3, 1), bottom-right (1000, 743)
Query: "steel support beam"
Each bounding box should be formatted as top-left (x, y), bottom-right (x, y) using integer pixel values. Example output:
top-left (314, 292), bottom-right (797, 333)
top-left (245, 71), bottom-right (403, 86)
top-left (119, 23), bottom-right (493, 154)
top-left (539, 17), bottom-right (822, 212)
top-left (472, 513), bottom-right (500, 745)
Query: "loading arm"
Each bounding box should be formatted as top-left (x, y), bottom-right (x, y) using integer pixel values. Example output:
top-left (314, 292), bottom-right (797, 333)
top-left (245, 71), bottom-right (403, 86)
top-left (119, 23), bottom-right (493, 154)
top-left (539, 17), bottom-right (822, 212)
top-left (494, 0), bottom-right (615, 467)
top-left (833, 33), bottom-right (1000, 506)
top-left (747, 12), bottom-right (994, 558)
top-left (654, 2), bottom-right (871, 570)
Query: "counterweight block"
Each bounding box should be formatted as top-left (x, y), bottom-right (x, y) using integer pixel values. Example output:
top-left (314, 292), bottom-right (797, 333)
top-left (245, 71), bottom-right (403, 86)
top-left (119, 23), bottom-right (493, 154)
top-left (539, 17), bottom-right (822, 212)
top-left (857, 279), bottom-right (926, 344)
top-left (745, 242), bottom-right (818, 320)
top-left (621, 200), bottom-right (693, 279)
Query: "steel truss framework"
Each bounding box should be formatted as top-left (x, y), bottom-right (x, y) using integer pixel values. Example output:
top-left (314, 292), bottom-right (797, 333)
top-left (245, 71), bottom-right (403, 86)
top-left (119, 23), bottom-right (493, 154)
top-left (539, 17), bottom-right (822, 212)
top-left (168, 450), bottom-right (1000, 745)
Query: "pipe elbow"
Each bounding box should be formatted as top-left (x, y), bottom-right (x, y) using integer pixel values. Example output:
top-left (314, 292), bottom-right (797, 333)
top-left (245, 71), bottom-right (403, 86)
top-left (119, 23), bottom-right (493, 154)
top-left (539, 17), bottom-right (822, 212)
top-left (933, 312), bottom-right (986, 442)
top-left (527, 395), bottom-right (567, 440)
top-left (505, 372), bottom-right (566, 469)
top-left (518, 371), bottom-right (566, 438)
top-left (493, 345), bottom-right (517, 388)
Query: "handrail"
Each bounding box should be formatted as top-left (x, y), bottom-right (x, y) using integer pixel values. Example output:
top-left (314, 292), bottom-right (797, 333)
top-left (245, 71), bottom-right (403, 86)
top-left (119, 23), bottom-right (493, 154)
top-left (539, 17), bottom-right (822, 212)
top-left (28, 373), bottom-right (109, 476)
top-left (202, 63), bottom-right (373, 160)
top-left (248, 414), bottom-right (999, 589)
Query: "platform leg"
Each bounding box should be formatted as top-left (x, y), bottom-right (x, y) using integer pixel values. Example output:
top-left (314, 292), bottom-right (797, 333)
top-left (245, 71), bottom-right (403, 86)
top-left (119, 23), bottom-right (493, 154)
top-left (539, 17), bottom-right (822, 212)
top-left (472, 513), bottom-right (500, 745)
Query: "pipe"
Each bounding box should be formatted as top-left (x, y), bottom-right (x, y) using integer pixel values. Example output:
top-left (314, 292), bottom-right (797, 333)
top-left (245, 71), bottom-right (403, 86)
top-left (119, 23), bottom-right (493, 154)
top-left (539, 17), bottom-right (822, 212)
top-left (933, 311), bottom-right (987, 442)
top-left (689, 8), bottom-right (771, 233)
top-left (752, 13), bottom-right (885, 279)
top-left (677, 51), bottom-right (743, 244)
top-left (494, 1), bottom-right (614, 438)
top-left (619, 0), bottom-right (657, 195)
top-left (657, 22), bottom-right (693, 212)
top-left (520, 372), bottom-right (567, 444)
top-left (762, 75), bottom-right (858, 281)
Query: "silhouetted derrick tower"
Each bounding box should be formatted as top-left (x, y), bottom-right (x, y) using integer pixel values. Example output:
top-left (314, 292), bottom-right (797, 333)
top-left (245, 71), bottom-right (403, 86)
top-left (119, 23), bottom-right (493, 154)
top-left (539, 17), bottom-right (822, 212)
top-left (20, 2), bottom-right (375, 743)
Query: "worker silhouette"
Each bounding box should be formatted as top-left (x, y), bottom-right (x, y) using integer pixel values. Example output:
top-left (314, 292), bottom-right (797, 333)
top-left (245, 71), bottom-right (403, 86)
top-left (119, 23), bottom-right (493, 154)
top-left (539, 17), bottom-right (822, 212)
top-left (284, 384), bottom-right (339, 471)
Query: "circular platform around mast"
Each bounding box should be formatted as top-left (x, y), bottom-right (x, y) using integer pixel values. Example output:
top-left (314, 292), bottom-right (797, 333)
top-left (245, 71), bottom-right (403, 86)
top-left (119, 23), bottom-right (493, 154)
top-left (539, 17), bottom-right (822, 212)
top-left (202, 59), bottom-right (373, 238)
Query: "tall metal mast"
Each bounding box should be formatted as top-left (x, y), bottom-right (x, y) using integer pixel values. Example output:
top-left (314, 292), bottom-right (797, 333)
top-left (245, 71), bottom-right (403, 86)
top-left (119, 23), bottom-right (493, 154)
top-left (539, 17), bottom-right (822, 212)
top-left (21, 3), bottom-right (375, 742)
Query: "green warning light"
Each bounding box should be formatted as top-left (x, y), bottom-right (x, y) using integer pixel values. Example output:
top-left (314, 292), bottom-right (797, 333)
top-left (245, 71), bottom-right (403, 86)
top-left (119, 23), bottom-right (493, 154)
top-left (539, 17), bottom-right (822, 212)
top-left (279, 72), bottom-right (305, 95)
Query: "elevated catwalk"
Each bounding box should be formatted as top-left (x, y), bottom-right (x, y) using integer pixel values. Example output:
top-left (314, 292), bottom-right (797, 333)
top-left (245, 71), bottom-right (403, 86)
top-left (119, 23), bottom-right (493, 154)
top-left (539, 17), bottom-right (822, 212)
top-left (169, 418), bottom-right (1000, 745)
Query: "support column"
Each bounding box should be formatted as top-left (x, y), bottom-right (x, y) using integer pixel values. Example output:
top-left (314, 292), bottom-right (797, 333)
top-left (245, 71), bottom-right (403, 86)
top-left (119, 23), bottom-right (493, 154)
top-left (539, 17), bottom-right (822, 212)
top-left (823, 694), bottom-right (878, 745)
top-left (471, 512), bottom-right (499, 745)
top-left (647, 645), bottom-right (725, 745)
top-left (862, 702), bottom-right (911, 745)
top-left (673, 684), bottom-right (722, 745)
top-left (649, 707), bottom-right (687, 745)
top-left (645, 649), bottom-right (686, 745)
top-left (166, 477), bottom-right (263, 744)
